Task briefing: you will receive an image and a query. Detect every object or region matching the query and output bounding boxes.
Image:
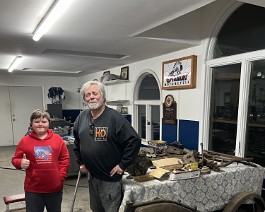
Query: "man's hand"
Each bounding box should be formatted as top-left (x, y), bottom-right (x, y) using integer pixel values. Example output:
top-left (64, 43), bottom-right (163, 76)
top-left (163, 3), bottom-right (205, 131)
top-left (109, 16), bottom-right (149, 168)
top-left (80, 164), bottom-right (89, 174)
top-left (110, 164), bottom-right (124, 176)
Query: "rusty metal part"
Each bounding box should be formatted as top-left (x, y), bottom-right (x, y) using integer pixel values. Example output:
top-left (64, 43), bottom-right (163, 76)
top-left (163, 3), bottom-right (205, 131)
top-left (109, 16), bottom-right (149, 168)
top-left (126, 153), bottom-right (153, 176)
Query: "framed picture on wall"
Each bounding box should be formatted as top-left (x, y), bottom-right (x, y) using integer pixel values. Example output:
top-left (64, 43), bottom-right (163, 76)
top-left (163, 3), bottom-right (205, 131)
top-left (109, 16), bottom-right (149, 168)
top-left (121, 106), bottom-right (128, 114)
top-left (120, 66), bottom-right (129, 80)
top-left (162, 55), bottom-right (197, 90)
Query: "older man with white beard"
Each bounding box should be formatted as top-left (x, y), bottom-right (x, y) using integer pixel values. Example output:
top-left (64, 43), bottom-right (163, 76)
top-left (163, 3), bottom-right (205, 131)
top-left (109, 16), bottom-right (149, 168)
top-left (73, 80), bottom-right (141, 212)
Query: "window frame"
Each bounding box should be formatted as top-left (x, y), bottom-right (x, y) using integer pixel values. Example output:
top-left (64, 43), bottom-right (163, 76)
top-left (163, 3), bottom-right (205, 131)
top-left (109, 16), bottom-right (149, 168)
top-left (202, 49), bottom-right (265, 157)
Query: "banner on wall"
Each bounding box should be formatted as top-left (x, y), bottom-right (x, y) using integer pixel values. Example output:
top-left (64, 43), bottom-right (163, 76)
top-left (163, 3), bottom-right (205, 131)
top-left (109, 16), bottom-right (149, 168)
top-left (163, 94), bottom-right (176, 125)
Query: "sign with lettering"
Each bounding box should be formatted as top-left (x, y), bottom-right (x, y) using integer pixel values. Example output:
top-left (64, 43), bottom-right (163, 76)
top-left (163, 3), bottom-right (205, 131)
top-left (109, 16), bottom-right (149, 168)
top-left (162, 55), bottom-right (197, 90)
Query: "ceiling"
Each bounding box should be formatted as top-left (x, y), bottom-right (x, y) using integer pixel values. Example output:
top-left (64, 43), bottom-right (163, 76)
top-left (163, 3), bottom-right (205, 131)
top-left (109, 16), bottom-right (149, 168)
top-left (0, 0), bottom-right (218, 77)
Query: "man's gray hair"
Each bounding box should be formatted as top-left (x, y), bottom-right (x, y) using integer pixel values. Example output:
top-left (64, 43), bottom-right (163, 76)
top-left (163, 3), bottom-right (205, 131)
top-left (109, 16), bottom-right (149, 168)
top-left (80, 80), bottom-right (106, 102)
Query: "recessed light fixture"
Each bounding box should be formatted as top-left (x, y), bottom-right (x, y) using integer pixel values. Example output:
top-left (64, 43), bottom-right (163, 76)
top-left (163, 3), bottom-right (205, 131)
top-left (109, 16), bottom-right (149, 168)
top-left (8, 56), bottom-right (23, 72)
top-left (32, 0), bottom-right (74, 41)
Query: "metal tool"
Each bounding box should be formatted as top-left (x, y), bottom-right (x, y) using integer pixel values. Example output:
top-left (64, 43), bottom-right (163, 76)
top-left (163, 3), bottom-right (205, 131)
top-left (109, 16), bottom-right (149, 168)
top-left (70, 170), bottom-right (81, 212)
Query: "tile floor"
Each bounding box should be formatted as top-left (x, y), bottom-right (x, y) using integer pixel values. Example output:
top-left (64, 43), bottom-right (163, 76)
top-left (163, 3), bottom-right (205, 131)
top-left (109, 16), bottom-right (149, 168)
top-left (0, 146), bottom-right (92, 212)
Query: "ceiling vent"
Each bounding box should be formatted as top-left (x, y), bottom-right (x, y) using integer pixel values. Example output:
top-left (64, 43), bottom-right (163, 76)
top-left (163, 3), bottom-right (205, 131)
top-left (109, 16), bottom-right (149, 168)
top-left (42, 49), bottom-right (129, 59)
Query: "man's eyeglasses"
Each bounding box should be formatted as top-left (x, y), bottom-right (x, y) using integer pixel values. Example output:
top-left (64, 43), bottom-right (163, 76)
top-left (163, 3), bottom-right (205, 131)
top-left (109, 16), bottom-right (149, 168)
top-left (89, 119), bottom-right (94, 136)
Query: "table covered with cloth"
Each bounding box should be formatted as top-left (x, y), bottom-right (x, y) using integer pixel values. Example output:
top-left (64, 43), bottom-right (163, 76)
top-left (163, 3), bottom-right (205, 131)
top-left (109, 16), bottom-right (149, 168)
top-left (119, 163), bottom-right (265, 212)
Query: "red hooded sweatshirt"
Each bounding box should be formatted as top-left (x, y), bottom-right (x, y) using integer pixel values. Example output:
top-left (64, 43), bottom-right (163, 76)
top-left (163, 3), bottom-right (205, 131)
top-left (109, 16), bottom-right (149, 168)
top-left (12, 129), bottom-right (70, 193)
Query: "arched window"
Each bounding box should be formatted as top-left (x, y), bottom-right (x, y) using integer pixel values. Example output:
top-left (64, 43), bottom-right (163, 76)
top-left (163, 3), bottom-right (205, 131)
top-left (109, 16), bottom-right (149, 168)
top-left (138, 74), bottom-right (160, 100)
top-left (205, 3), bottom-right (265, 166)
top-left (214, 4), bottom-right (265, 58)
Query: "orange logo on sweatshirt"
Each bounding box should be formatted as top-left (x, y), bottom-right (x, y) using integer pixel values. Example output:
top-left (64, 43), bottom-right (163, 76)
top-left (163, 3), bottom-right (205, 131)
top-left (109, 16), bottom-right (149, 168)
top-left (94, 127), bottom-right (108, 141)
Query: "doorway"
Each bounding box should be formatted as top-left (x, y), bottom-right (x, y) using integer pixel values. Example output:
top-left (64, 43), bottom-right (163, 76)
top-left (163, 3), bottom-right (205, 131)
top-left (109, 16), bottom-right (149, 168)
top-left (134, 72), bottom-right (161, 141)
top-left (0, 86), bottom-right (44, 146)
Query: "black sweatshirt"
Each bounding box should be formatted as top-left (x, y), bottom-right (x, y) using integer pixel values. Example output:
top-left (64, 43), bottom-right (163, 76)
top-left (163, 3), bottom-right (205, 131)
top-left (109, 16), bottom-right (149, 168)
top-left (73, 106), bottom-right (141, 181)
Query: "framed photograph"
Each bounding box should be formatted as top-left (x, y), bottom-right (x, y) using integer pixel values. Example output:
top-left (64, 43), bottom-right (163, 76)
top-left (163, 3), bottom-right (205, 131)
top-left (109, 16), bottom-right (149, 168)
top-left (162, 55), bottom-right (197, 90)
top-left (121, 106), bottom-right (128, 114)
top-left (117, 104), bottom-right (123, 113)
top-left (120, 66), bottom-right (129, 80)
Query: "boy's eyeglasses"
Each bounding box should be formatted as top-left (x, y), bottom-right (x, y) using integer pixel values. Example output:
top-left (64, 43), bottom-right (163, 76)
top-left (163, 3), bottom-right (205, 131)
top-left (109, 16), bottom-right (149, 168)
top-left (89, 119), bottom-right (94, 136)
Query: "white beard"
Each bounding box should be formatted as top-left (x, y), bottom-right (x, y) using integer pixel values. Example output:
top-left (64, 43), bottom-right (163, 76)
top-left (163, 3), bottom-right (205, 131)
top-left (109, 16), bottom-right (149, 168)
top-left (87, 98), bottom-right (104, 110)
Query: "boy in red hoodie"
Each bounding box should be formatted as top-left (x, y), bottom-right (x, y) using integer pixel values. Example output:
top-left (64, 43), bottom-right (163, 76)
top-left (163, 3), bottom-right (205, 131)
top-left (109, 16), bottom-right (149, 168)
top-left (12, 109), bottom-right (70, 212)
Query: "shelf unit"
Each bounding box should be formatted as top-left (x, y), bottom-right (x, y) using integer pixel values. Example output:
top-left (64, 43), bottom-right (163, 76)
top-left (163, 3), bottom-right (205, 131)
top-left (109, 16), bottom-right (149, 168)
top-left (106, 100), bottom-right (129, 105)
top-left (104, 80), bottom-right (129, 106)
top-left (104, 79), bottom-right (129, 85)
top-left (214, 118), bottom-right (265, 128)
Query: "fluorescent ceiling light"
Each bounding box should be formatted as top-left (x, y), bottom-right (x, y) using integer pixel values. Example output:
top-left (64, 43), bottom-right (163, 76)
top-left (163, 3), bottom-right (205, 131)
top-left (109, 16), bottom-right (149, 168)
top-left (8, 56), bottom-right (23, 72)
top-left (32, 0), bottom-right (74, 41)
top-left (22, 68), bottom-right (81, 74)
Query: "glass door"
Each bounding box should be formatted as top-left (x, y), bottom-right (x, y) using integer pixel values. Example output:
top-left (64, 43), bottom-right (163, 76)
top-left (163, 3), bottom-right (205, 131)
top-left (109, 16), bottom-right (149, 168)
top-left (134, 72), bottom-right (161, 141)
top-left (137, 104), bottom-right (160, 141)
top-left (209, 64), bottom-right (241, 154)
top-left (138, 105), bottom-right (146, 139)
top-left (151, 105), bottom-right (160, 140)
top-left (246, 60), bottom-right (265, 166)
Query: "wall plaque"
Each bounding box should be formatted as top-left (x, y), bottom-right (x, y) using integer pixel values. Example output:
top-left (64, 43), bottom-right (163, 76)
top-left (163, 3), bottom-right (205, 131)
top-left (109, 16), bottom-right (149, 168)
top-left (163, 94), bottom-right (176, 124)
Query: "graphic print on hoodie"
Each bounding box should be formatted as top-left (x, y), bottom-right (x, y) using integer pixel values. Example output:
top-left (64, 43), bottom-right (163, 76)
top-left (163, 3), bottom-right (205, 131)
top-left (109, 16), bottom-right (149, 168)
top-left (34, 146), bottom-right (52, 164)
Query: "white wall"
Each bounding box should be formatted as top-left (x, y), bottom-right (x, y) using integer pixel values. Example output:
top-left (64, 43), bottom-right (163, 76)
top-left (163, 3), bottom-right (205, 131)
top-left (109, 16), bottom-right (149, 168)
top-left (0, 74), bottom-right (81, 109)
top-left (77, 45), bottom-right (203, 124)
